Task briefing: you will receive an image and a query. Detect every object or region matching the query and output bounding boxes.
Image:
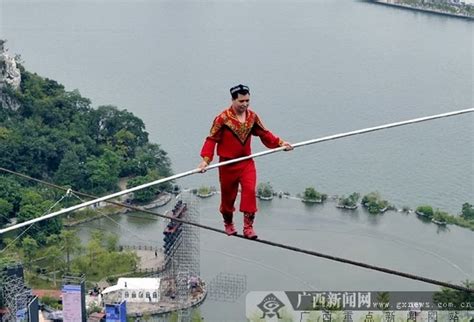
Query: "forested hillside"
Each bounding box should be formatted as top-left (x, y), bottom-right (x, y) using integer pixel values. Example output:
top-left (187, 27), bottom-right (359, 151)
top-left (0, 64), bottom-right (172, 242)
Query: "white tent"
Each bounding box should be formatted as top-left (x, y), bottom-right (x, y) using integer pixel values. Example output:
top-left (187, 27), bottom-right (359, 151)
top-left (102, 277), bottom-right (161, 303)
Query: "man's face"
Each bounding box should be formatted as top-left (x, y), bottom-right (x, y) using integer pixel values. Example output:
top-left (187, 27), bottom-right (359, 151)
top-left (231, 93), bottom-right (250, 115)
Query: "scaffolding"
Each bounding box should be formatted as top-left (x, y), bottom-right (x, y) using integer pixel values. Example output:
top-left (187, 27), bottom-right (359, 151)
top-left (174, 192), bottom-right (200, 277)
top-left (207, 272), bottom-right (247, 302)
top-left (161, 192), bottom-right (200, 272)
top-left (0, 265), bottom-right (32, 322)
top-left (159, 191), bottom-right (201, 321)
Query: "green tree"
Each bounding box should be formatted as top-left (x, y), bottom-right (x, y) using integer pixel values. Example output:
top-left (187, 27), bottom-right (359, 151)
top-left (191, 309), bottom-right (203, 321)
top-left (376, 292), bottom-right (390, 312)
top-left (60, 230), bottom-right (82, 272)
top-left (433, 280), bottom-right (474, 310)
top-left (127, 175), bottom-right (160, 203)
top-left (303, 187), bottom-right (326, 203)
top-left (84, 149), bottom-right (122, 194)
top-left (47, 245), bottom-right (64, 286)
top-left (0, 127), bottom-right (10, 139)
top-left (197, 186), bottom-right (211, 196)
top-left (433, 209), bottom-right (449, 222)
top-left (122, 143), bottom-right (172, 178)
top-left (461, 203), bottom-right (474, 220)
top-left (148, 169), bottom-right (172, 193)
top-left (54, 149), bottom-right (86, 189)
top-left (22, 236), bottom-right (38, 268)
top-left (86, 237), bottom-right (104, 273)
top-left (17, 199), bottom-right (62, 244)
top-left (105, 234), bottom-right (119, 252)
top-left (348, 192), bottom-right (360, 205)
top-left (304, 187), bottom-right (319, 200)
top-left (257, 182), bottom-right (274, 199)
top-left (2, 119), bottom-right (64, 177)
top-left (90, 105), bottom-right (148, 149)
top-left (362, 192), bottom-right (389, 214)
top-left (45, 233), bottom-right (60, 245)
top-left (20, 190), bottom-right (43, 207)
top-left (112, 128), bottom-right (136, 158)
top-left (0, 175), bottom-right (22, 216)
top-left (416, 205), bottom-right (434, 218)
top-left (338, 192), bottom-right (360, 208)
top-left (71, 232), bottom-right (137, 281)
top-left (0, 198), bottom-right (13, 225)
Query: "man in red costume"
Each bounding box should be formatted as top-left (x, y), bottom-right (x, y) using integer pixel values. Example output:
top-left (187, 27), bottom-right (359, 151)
top-left (197, 84), bottom-right (292, 239)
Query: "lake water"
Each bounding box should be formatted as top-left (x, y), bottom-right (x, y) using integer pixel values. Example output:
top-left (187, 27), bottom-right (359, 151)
top-left (2, 0), bottom-right (473, 321)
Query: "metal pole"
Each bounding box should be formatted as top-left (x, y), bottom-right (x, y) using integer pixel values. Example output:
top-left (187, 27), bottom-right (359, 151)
top-left (1, 108), bottom-right (472, 235)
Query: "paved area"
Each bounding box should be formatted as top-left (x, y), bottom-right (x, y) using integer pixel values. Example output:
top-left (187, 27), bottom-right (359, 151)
top-left (134, 249), bottom-right (166, 271)
top-left (125, 289), bottom-right (207, 316)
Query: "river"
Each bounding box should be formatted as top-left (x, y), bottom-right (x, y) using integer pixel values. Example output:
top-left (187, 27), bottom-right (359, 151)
top-left (1, 0), bottom-right (472, 321)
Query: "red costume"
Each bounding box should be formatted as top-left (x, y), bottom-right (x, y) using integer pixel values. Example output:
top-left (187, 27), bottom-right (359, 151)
top-left (200, 106), bottom-right (284, 220)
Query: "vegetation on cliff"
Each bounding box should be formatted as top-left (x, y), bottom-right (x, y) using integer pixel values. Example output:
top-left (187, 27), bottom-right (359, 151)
top-left (0, 64), bottom-right (173, 242)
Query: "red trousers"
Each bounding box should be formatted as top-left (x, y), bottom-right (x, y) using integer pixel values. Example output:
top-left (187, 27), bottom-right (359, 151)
top-left (218, 158), bottom-right (257, 214)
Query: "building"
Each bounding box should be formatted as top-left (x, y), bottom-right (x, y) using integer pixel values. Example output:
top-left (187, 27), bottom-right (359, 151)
top-left (102, 278), bottom-right (161, 304)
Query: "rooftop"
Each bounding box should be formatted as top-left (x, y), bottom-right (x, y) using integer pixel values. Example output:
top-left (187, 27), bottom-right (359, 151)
top-left (102, 277), bottom-right (160, 294)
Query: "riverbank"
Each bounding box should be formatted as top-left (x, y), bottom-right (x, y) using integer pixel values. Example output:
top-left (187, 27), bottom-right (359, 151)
top-left (63, 205), bottom-right (128, 227)
top-left (368, 0), bottom-right (474, 20)
top-left (63, 192), bottom-right (173, 227)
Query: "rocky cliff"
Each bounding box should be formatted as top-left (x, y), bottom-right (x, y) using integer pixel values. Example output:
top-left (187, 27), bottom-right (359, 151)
top-left (0, 40), bottom-right (21, 110)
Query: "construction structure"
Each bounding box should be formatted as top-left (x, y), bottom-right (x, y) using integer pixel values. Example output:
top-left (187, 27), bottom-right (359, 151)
top-left (0, 264), bottom-right (38, 322)
top-left (162, 193), bottom-right (200, 278)
top-left (207, 272), bottom-right (247, 303)
top-left (160, 191), bottom-right (202, 318)
top-left (104, 191), bottom-right (205, 318)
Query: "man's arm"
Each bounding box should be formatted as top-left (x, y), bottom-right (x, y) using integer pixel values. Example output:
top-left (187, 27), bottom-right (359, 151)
top-left (253, 115), bottom-right (293, 150)
top-left (197, 139), bottom-right (216, 172)
top-left (197, 159), bottom-right (209, 172)
top-left (197, 116), bottom-right (223, 172)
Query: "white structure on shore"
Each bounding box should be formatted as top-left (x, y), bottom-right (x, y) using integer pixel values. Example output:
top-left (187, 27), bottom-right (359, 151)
top-left (102, 278), bottom-right (161, 303)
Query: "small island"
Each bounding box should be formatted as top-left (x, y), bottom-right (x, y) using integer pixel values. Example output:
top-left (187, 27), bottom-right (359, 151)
top-left (257, 182), bottom-right (274, 200)
top-left (195, 186), bottom-right (216, 198)
top-left (336, 192), bottom-right (361, 210)
top-left (361, 192), bottom-right (390, 214)
top-left (301, 187), bottom-right (327, 204)
top-left (416, 205), bottom-right (448, 225)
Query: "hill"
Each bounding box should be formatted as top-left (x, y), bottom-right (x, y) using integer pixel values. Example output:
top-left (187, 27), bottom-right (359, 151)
top-left (0, 42), bottom-right (172, 241)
